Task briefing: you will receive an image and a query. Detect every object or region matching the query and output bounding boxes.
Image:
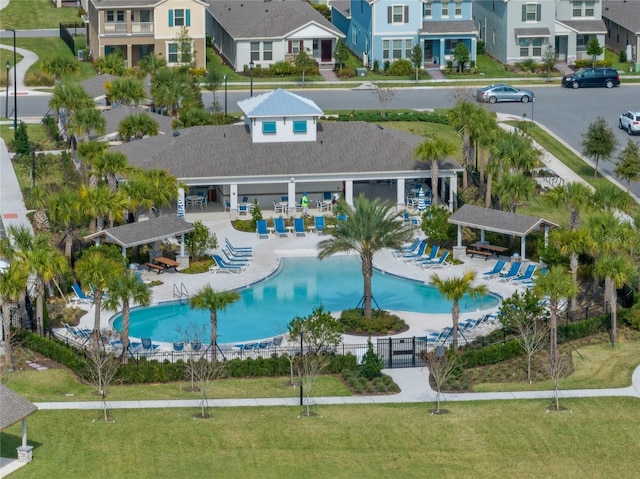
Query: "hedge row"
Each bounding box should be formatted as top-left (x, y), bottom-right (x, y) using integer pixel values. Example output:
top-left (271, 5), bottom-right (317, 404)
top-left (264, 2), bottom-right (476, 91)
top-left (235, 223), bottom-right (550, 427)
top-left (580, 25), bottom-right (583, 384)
top-left (331, 111), bottom-right (449, 124)
top-left (17, 331), bottom-right (89, 378)
top-left (460, 315), bottom-right (609, 368)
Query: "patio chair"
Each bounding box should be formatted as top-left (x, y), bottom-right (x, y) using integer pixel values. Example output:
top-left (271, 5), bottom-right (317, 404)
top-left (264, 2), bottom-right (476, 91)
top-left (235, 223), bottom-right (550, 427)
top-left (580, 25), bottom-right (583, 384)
top-left (337, 214), bottom-right (348, 223)
top-left (272, 336), bottom-right (284, 347)
top-left (399, 241), bottom-right (428, 262)
top-left (316, 199), bottom-right (330, 212)
top-left (273, 200), bottom-right (285, 214)
top-left (314, 216), bottom-right (326, 235)
top-left (274, 217), bottom-right (289, 237)
top-left (173, 341), bottom-right (185, 352)
top-left (293, 217), bottom-right (306, 236)
top-left (71, 284), bottom-right (94, 304)
top-left (141, 337), bottom-right (160, 354)
top-left (499, 262), bottom-right (522, 282)
top-left (222, 248), bottom-right (251, 265)
top-left (238, 203), bottom-right (249, 216)
top-left (211, 254), bottom-right (246, 274)
top-left (510, 264), bottom-right (537, 284)
top-left (421, 250), bottom-right (450, 269)
top-left (323, 191), bottom-right (332, 201)
top-left (224, 200), bottom-right (231, 212)
top-left (190, 340), bottom-right (202, 352)
top-left (256, 219), bottom-right (269, 239)
top-left (393, 237), bottom-right (422, 257)
top-left (225, 238), bottom-right (253, 254)
top-left (481, 260), bottom-right (506, 280)
top-left (242, 196), bottom-right (249, 203)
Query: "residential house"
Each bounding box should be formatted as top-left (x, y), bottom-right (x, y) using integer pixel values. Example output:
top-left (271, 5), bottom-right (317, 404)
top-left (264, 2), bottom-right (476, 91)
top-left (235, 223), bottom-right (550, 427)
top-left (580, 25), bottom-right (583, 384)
top-left (206, 0), bottom-right (344, 72)
top-left (602, 0), bottom-right (640, 65)
top-left (472, 0), bottom-right (606, 65)
top-left (111, 89), bottom-right (462, 213)
top-left (331, 0), bottom-right (477, 69)
top-left (85, 0), bottom-right (207, 69)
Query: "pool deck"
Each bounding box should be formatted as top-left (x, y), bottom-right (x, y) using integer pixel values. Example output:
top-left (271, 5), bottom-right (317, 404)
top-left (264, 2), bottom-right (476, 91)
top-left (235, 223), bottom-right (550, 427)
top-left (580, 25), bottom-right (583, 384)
top-left (66, 208), bottom-right (525, 349)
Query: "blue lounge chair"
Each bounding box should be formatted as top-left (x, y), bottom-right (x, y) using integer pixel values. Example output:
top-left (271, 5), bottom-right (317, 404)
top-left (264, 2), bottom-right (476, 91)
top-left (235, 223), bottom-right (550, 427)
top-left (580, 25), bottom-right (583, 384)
top-left (238, 203), bottom-right (249, 216)
top-left (481, 260), bottom-right (506, 279)
top-left (211, 254), bottom-right (246, 274)
top-left (224, 241), bottom-right (253, 258)
top-left (393, 237), bottom-right (422, 257)
top-left (191, 340), bottom-right (202, 352)
top-left (173, 341), bottom-right (184, 352)
top-left (256, 219), bottom-right (269, 239)
top-left (499, 262), bottom-right (522, 282)
top-left (314, 216), bottom-right (326, 235)
top-left (126, 339), bottom-right (142, 353)
top-left (337, 214), bottom-right (348, 222)
top-left (421, 250), bottom-right (450, 269)
top-left (141, 337), bottom-right (159, 353)
top-left (71, 284), bottom-right (94, 303)
top-left (222, 249), bottom-right (251, 265)
top-left (225, 238), bottom-right (252, 254)
top-left (400, 241), bottom-right (428, 262)
top-left (414, 245), bottom-right (440, 264)
top-left (274, 217), bottom-right (289, 237)
top-left (293, 217), bottom-right (306, 236)
top-left (511, 264), bottom-right (537, 284)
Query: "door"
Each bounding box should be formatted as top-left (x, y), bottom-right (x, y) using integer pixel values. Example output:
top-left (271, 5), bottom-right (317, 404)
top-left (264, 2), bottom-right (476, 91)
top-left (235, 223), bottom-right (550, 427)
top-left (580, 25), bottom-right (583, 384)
top-left (424, 40), bottom-right (433, 63)
top-left (321, 39), bottom-right (332, 62)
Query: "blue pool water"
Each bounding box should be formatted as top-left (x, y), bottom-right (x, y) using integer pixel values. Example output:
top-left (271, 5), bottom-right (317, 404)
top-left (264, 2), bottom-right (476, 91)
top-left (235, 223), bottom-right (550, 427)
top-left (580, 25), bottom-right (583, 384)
top-left (112, 256), bottom-right (500, 343)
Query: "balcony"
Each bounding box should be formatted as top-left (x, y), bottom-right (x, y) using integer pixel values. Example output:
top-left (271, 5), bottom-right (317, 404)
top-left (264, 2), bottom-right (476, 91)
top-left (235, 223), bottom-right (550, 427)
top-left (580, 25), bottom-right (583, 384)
top-left (131, 22), bottom-right (153, 34)
top-left (104, 22), bottom-right (127, 34)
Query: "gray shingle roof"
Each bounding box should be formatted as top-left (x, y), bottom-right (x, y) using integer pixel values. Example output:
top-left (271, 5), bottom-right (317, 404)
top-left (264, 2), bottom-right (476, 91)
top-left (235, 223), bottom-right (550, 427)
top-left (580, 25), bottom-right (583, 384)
top-left (206, 0), bottom-right (343, 39)
top-left (81, 74), bottom-right (120, 100)
top-left (111, 122), bottom-right (462, 182)
top-left (448, 204), bottom-right (558, 236)
top-left (331, 0), bottom-right (351, 18)
top-left (91, 0), bottom-right (207, 8)
top-left (0, 384), bottom-right (37, 431)
top-left (103, 106), bottom-right (174, 137)
top-left (238, 89), bottom-right (323, 118)
top-left (557, 19), bottom-right (607, 34)
top-left (84, 215), bottom-right (195, 248)
top-left (420, 20), bottom-right (477, 35)
top-left (514, 27), bottom-right (551, 37)
top-left (602, 0), bottom-right (640, 33)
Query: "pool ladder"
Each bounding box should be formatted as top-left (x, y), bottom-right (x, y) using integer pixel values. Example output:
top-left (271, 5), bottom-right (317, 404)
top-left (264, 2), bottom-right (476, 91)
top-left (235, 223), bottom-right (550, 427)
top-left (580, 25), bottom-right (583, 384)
top-left (173, 283), bottom-right (189, 300)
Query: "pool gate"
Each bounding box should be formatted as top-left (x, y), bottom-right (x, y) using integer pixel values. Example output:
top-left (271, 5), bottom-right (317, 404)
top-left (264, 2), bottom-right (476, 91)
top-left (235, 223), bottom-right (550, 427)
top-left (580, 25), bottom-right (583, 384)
top-left (377, 337), bottom-right (428, 369)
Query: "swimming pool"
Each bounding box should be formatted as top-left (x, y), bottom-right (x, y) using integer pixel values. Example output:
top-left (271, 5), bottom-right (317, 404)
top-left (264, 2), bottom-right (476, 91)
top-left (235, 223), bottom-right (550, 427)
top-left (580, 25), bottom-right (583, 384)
top-left (112, 256), bottom-right (500, 343)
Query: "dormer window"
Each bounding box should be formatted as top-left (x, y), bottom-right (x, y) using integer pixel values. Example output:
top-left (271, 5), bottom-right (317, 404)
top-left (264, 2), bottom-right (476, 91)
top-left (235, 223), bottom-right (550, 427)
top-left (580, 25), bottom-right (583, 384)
top-left (262, 122), bottom-right (277, 134)
top-left (293, 121), bottom-right (307, 133)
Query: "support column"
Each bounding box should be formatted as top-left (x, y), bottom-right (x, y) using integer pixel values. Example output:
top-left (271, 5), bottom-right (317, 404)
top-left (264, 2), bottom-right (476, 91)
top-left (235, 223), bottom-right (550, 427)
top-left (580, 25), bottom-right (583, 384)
top-left (287, 180), bottom-right (296, 215)
top-left (521, 236), bottom-right (526, 260)
top-left (449, 174), bottom-right (457, 211)
top-left (229, 184), bottom-right (238, 214)
top-left (471, 37), bottom-right (477, 63)
top-left (452, 224), bottom-right (467, 260)
top-left (396, 178), bottom-right (406, 210)
top-left (439, 38), bottom-right (445, 66)
top-left (177, 232), bottom-right (189, 269)
top-left (344, 180), bottom-right (354, 206)
top-left (126, 44), bottom-right (133, 69)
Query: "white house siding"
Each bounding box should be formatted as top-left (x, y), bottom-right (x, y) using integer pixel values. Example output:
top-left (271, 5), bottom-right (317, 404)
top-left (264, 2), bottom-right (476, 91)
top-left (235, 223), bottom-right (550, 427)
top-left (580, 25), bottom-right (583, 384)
top-left (251, 117), bottom-right (317, 143)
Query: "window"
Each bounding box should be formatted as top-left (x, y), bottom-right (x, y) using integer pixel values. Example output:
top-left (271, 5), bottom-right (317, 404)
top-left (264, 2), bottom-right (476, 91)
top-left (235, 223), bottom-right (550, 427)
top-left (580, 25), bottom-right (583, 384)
top-left (106, 11), bottom-right (114, 22)
top-left (117, 10), bottom-right (124, 22)
top-left (424, 1), bottom-right (432, 17)
top-left (140, 10), bottom-right (150, 23)
top-left (576, 34), bottom-right (590, 50)
top-left (572, 1), bottom-right (594, 17)
top-left (392, 39), bottom-right (403, 59)
top-left (263, 42), bottom-right (273, 61)
top-left (168, 43), bottom-right (178, 63)
top-left (445, 39), bottom-right (459, 53)
top-left (441, 1), bottom-right (449, 18)
top-left (382, 39), bottom-right (412, 61)
top-left (383, 40), bottom-right (389, 60)
top-left (572, 1), bottom-right (582, 17)
top-left (293, 121), bottom-right (307, 133)
top-left (492, 29), bottom-right (496, 45)
top-left (169, 9), bottom-right (190, 27)
top-left (585, 1), bottom-right (594, 16)
top-left (262, 122), bottom-right (276, 134)
top-left (250, 42), bottom-right (260, 62)
top-left (522, 3), bottom-right (541, 22)
top-left (351, 26), bottom-right (358, 45)
top-left (532, 38), bottom-right (542, 56)
top-left (454, 0), bottom-right (462, 17)
top-left (519, 37), bottom-right (544, 56)
top-left (387, 5), bottom-right (409, 24)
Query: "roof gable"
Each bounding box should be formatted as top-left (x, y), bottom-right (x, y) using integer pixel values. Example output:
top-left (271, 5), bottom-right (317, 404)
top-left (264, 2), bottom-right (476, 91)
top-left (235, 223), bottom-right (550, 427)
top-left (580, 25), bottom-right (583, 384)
top-left (0, 385), bottom-right (37, 431)
top-left (237, 89), bottom-right (324, 118)
top-left (448, 204), bottom-right (558, 236)
top-left (84, 215), bottom-right (194, 248)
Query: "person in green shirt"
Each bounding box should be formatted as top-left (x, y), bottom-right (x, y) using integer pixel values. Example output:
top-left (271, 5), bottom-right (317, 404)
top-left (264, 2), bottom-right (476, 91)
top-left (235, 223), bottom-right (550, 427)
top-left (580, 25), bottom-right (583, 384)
top-left (301, 192), bottom-right (309, 216)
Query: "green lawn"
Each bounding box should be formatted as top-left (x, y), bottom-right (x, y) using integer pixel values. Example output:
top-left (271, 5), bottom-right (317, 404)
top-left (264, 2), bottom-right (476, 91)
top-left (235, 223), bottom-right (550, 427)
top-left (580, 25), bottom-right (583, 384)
top-left (0, 50), bottom-right (24, 88)
top-left (0, 123), bottom-right (60, 151)
top-left (0, 0), bottom-right (82, 30)
top-left (2, 398), bottom-right (639, 478)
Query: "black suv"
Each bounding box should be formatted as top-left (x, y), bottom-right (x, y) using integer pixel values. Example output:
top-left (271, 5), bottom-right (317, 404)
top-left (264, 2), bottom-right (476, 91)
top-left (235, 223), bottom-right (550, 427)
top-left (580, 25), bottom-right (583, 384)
top-left (562, 67), bottom-right (620, 89)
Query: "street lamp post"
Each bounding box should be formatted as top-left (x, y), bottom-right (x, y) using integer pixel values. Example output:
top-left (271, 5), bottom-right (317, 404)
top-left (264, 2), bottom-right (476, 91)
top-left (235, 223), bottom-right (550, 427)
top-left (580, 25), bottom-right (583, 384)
top-left (223, 74), bottom-right (227, 116)
top-left (299, 331), bottom-right (304, 407)
top-left (7, 28), bottom-right (17, 130)
top-left (249, 60), bottom-right (254, 97)
top-left (4, 61), bottom-right (9, 119)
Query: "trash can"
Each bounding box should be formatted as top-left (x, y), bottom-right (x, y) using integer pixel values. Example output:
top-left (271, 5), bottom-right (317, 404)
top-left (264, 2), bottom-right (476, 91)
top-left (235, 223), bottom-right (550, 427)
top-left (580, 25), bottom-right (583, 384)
top-left (511, 253), bottom-right (521, 263)
top-left (635, 63), bottom-right (640, 73)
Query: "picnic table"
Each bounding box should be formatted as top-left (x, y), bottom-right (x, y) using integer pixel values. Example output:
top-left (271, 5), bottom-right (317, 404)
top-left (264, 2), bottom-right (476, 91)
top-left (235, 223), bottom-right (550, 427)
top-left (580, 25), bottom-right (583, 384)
top-left (468, 242), bottom-right (508, 260)
top-left (152, 256), bottom-right (180, 271)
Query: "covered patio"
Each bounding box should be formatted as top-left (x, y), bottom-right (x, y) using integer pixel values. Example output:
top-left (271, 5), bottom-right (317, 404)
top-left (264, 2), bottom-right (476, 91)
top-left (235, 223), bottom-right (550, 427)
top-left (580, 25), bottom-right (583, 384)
top-left (0, 384), bottom-right (38, 476)
top-left (84, 215), bottom-right (195, 269)
top-left (448, 204), bottom-right (558, 261)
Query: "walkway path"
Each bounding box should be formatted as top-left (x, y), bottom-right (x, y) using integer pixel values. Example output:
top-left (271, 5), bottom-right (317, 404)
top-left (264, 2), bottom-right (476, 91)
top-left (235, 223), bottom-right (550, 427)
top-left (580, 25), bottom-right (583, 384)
top-left (0, 43), bottom-right (41, 93)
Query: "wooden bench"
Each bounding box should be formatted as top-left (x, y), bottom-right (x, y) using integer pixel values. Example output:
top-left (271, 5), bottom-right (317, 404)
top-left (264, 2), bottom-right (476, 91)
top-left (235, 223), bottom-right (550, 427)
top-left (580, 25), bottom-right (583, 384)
top-left (146, 263), bottom-right (164, 274)
top-left (466, 249), bottom-right (493, 260)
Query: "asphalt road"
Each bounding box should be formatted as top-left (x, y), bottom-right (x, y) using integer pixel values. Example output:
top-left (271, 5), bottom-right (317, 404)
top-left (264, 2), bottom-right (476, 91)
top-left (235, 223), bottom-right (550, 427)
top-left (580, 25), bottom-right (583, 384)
top-left (3, 83), bottom-right (639, 194)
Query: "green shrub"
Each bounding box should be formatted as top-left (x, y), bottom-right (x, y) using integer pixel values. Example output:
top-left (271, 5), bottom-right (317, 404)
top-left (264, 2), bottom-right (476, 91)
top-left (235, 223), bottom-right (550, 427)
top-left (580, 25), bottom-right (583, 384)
top-left (619, 50), bottom-right (627, 63)
top-left (359, 339), bottom-right (384, 380)
top-left (372, 60), bottom-right (380, 73)
top-left (383, 60), bottom-right (390, 71)
top-left (339, 308), bottom-right (406, 335)
top-left (461, 339), bottom-right (523, 368)
top-left (620, 306), bottom-right (640, 331)
top-left (332, 110), bottom-right (448, 124)
top-left (387, 59), bottom-right (413, 76)
top-left (336, 66), bottom-right (356, 78)
top-left (518, 58), bottom-right (537, 73)
top-left (24, 71), bottom-right (55, 87)
top-left (477, 41), bottom-right (486, 55)
top-left (557, 315), bottom-right (607, 341)
top-left (16, 331), bottom-right (88, 378)
top-left (574, 59), bottom-right (613, 68)
top-left (269, 61), bottom-right (295, 76)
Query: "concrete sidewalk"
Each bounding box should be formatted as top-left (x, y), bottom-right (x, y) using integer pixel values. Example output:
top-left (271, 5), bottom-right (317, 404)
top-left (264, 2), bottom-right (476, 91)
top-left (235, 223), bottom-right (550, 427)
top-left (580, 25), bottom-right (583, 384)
top-left (32, 364), bottom-right (640, 411)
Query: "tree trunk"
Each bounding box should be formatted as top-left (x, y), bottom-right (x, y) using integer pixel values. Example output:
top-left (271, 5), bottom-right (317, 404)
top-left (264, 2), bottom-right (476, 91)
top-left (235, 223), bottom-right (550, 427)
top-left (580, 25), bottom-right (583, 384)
top-left (570, 252), bottom-right (579, 312)
top-left (93, 293), bottom-right (103, 351)
top-left (362, 255), bottom-right (374, 319)
top-left (462, 132), bottom-right (470, 190)
top-left (65, 230), bottom-right (73, 257)
top-left (431, 160), bottom-right (439, 207)
top-left (2, 304), bottom-right (14, 370)
top-left (608, 278), bottom-right (617, 345)
top-left (36, 290), bottom-right (44, 337)
top-left (485, 173), bottom-right (493, 208)
top-left (211, 311), bottom-right (218, 362)
top-left (452, 301), bottom-right (460, 350)
top-left (549, 307), bottom-right (557, 365)
top-left (121, 303), bottom-right (130, 365)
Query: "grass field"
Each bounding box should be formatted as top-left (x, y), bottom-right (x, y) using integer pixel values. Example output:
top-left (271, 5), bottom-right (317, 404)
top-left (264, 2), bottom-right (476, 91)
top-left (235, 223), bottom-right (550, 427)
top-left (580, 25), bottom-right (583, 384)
top-left (1, 398), bottom-right (639, 478)
top-left (0, 0), bottom-right (82, 30)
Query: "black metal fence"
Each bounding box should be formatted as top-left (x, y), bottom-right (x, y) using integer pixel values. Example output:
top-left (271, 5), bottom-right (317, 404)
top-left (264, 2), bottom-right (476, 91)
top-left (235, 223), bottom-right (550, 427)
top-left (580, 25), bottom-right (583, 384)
top-left (377, 337), bottom-right (427, 369)
top-left (59, 23), bottom-right (84, 56)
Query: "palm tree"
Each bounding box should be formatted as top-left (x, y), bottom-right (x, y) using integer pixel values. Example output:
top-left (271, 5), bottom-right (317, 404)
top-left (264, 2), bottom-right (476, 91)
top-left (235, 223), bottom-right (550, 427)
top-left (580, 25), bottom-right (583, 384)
top-left (144, 169), bottom-right (179, 216)
top-left (494, 172), bottom-right (536, 214)
top-left (550, 227), bottom-right (590, 312)
top-left (592, 182), bottom-right (631, 212)
top-left (189, 285), bottom-right (240, 361)
top-left (27, 186), bottom-right (50, 232)
top-left (121, 171), bottom-right (153, 221)
top-left (0, 263), bottom-right (29, 370)
top-left (5, 226), bottom-right (69, 336)
top-left (49, 82), bottom-right (94, 128)
top-left (447, 101), bottom-right (479, 190)
top-left (544, 182), bottom-right (593, 231)
top-left (413, 135), bottom-right (457, 207)
top-left (594, 254), bottom-right (634, 346)
top-left (41, 55), bottom-right (79, 83)
top-left (317, 195), bottom-right (414, 319)
top-left (103, 271), bottom-right (151, 364)
top-left (67, 108), bottom-right (107, 155)
top-left (139, 53), bottom-right (167, 78)
top-left (77, 140), bottom-right (108, 186)
top-left (151, 68), bottom-right (191, 117)
top-left (473, 108), bottom-right (499, 195)
top-left (105, 77), bottom-right (146, 106)
top-left (430, 270), bottom-right (488, 350)
top-left (95, 151), bottom-right (130, 194)
top-left (118, 113), bottom-right (159, 141)
top-left (486, 129), bottom-right (520, 208)
top-left (49, 186), bottom-right (81, 257)
top-left (585, 211), bottom-right (627, 292)
top-left (534, 266), bottom-right (577, 363)
top-left (75, 248), bottom-right (127, 348)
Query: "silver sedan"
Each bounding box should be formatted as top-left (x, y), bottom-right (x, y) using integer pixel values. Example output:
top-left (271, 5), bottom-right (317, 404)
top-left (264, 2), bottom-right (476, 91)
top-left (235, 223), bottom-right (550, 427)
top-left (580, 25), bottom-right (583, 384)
top-left (476, 84), bottom-right (535, 104)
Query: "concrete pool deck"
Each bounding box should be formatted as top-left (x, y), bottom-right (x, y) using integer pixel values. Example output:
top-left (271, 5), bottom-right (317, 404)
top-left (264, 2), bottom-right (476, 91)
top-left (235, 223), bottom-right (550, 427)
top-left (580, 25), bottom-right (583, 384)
top-left (67, 208), bottom-right (523, 349)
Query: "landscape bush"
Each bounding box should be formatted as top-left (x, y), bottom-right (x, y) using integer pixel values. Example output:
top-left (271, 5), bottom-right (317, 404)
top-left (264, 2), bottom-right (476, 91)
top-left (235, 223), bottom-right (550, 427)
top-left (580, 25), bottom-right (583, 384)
top-left (336, 66), bottom-right (356, 78)
top-left (332, 110), bottom-right (448, 124)
top-left (573, 59), bottom-right (613, 68)
top-left (23, 71), bottom-right (55, 87)
top-left (339, 308), bottom-right (406, 335)
top-left (386, 59), bottom-right (413, 76)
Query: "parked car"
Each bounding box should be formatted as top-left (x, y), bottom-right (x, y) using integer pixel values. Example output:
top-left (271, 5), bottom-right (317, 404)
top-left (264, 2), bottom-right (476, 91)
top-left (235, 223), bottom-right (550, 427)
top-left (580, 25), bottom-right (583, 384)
top-left (619, 111), bottom-right (640, 135)
top-left (561, 67), bottom-right (620, 89)
top-left (476, 84), bottom-right (535, 104)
